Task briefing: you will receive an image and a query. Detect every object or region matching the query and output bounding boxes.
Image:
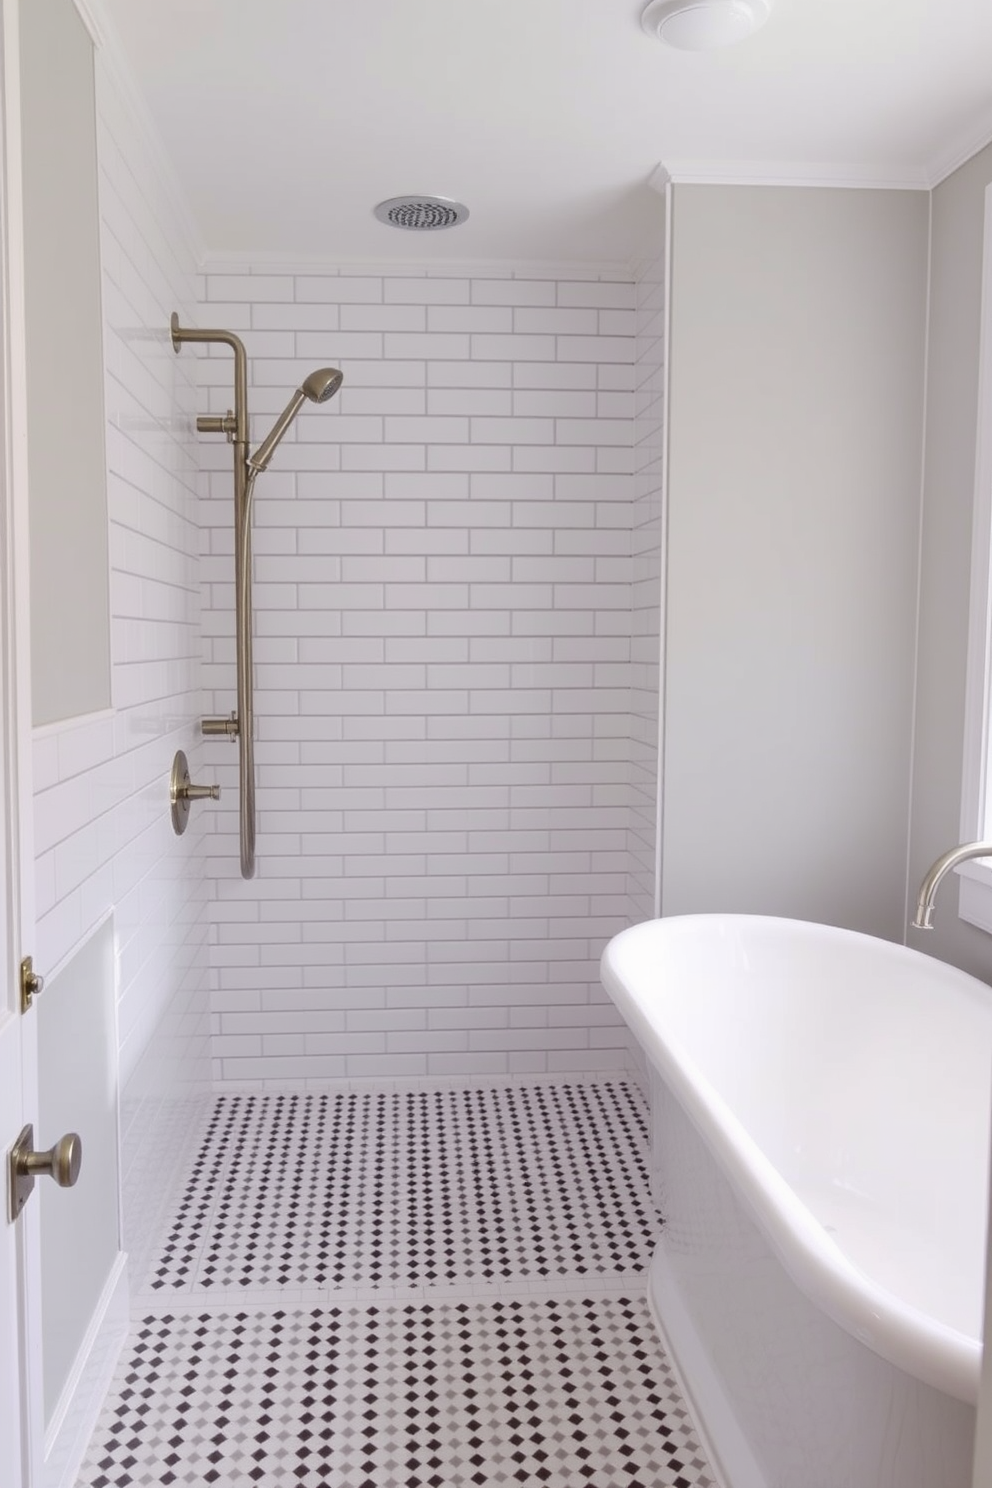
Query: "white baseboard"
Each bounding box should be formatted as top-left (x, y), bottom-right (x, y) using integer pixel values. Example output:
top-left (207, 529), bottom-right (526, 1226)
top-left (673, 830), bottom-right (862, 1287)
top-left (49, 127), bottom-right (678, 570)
top-left (647, 1245), bottom-right (767, 1488)
top-left (44, 1252), bottom-right (129, 1488)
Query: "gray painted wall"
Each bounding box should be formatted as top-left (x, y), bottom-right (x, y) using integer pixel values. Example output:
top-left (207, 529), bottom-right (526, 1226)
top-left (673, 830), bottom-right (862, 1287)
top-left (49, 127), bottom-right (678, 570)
top-left (661, 185), bottom-right (929, 940)
top-left (908, 143), bottom-right (992, 983)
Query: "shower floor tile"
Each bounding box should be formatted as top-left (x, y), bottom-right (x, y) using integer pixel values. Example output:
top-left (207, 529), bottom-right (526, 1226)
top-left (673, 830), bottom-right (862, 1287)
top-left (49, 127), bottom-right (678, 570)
top-left (145, 1081), bottom-right (658, 1294)
top-left (75, 1293), bottom-right (717, 1488)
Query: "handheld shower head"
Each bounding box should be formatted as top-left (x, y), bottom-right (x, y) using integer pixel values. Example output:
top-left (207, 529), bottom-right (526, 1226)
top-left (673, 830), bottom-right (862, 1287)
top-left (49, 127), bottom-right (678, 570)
top-left (302, 367), bottom-right (344, 404)
top-left (248, 366), bottom-right (344, 472)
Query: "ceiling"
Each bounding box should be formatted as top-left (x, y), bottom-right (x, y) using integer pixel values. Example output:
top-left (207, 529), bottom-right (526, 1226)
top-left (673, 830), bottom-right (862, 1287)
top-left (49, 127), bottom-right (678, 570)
top-left (98, 0), bottom-right (992, 265)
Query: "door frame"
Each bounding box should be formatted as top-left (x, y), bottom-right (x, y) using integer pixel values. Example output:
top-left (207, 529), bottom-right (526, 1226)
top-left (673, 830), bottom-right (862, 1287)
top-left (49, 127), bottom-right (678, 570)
top-left (0, 0), bottom-right (45, 1481)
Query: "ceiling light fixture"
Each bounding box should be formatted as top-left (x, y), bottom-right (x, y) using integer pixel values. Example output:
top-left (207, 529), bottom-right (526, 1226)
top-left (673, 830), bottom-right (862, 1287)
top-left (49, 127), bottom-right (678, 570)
top-left (640, 0), bottom-right (772, 51)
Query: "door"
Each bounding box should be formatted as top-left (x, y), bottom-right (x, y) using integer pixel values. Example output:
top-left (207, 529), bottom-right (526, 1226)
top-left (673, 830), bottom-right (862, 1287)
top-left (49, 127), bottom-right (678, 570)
top-left (1, 0), bottom-right (44, 1481)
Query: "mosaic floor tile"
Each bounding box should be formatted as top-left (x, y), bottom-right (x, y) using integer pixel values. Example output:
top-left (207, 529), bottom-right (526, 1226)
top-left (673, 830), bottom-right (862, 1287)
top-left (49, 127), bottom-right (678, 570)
top-left (76, 1080), bottom-right (718, 1488)
top-left (147, 1082), bottom-right (659, 1293)
top-left (76, 1294), bottom-right (716, 1488)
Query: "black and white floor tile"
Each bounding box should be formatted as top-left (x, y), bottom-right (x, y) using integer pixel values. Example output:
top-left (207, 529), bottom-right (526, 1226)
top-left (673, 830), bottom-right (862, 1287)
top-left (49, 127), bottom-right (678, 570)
top-left (77, 1080), bottom-right (718, 1487)
top-left (146, 1082), bottom-right (658, 1294)
top-left (76, 1293), bottom-right (716, 1488)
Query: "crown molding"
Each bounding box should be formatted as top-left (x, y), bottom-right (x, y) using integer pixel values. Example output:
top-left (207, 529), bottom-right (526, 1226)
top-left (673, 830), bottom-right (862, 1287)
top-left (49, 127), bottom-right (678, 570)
top-left (647, 164), bottom-right (671, 197)
top-left (199, 251), bottom-right (636, 281)
top-left (659, 157), bottom-right (930, 190)
top-left (69, 0), bottom-right (107, 48)
top-left (927, 113), bottom-right (992, 189)
top-left (74, 0), bottom-right (207, 271)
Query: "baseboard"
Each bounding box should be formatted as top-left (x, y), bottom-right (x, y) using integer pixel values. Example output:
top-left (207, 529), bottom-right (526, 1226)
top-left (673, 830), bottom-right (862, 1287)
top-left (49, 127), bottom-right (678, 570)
top-left (647, 1246), bottom-right (767, 1488)
top-left (43, 1251), bottom-right (129, 1488)
top-left (210, 1068), bottom-right (640, 1095)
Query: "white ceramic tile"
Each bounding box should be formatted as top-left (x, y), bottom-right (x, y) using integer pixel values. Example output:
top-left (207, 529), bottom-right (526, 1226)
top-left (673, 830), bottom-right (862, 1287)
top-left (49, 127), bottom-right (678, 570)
top-left (200, 268), bottom-right (647, 1083)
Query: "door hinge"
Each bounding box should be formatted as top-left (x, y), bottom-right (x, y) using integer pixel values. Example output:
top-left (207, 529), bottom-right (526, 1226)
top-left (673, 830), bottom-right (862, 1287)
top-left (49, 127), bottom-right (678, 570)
top-left (20, 956), bottom-right (44, 1014)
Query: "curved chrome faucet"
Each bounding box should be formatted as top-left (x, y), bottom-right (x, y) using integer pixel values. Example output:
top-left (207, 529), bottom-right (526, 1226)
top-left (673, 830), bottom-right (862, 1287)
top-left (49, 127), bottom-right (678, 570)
top-left (911, 840), bottom-right (992, 928)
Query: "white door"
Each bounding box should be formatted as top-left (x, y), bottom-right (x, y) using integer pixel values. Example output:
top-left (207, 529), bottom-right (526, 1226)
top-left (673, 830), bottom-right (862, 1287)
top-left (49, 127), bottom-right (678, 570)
top-left (1, 0), bottom-right (45, 1481)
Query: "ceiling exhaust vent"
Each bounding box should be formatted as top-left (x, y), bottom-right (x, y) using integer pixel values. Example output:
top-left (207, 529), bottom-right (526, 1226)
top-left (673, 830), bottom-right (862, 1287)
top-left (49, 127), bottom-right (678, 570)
top-left (373, 196), bottom-right (469, 231)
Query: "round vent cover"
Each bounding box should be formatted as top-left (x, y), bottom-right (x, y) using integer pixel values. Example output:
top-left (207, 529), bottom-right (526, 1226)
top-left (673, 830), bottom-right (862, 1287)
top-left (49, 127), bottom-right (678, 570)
top-left (373, 196), bottom-right (469, 231)
top-left (641, 0), bottom-right (772, 49)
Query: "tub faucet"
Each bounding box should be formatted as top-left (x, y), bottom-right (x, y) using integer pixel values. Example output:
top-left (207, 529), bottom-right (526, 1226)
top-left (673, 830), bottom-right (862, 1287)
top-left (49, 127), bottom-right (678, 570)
top-left (911, 840), bottom-right (992, 928)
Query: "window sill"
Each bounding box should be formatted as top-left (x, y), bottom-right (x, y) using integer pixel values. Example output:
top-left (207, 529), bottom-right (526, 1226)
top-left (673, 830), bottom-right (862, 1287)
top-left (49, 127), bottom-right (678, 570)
top-left (957, 861), bottom-right (992, 936)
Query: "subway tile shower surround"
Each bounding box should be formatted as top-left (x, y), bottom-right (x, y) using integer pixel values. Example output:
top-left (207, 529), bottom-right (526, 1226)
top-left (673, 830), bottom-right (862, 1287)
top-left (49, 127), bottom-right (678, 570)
top-left (198, 265), bottom-right (650, 1085)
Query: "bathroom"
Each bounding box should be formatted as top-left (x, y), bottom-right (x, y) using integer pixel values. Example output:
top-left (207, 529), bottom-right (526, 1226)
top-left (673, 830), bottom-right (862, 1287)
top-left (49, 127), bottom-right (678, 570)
top-left (3, 0), bottom-right (992, 1484)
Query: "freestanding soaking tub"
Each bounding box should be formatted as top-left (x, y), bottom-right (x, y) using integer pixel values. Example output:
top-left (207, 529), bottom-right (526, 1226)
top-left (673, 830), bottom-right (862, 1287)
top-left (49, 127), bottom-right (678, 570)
top-left (601, 914), bottom-right (992, 1488)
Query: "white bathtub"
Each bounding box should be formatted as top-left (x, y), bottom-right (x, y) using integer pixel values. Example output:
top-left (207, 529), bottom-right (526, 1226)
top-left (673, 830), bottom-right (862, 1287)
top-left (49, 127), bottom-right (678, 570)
top-left (601, 914), bottom-right (992, 1488)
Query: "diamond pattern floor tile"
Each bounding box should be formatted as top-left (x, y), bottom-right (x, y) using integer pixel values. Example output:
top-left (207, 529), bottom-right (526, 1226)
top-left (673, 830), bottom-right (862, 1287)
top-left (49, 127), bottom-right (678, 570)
top-left (76, 1294), bottom-right (716, 1488)
top-left (147, 1082), bottom-right (658, 1293)
top-left (76, 1080), bottom-right (718, 1488)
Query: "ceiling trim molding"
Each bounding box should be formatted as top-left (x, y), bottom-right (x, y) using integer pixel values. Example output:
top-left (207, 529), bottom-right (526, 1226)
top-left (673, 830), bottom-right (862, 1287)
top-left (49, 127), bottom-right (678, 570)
top-left (647, 164), bottom-right (671, 196)
top-left (927, 114), bottom-right (992, 189)
top-left (199, 251), bottom-right (637, 281)
top-left (69, 0), bottom-right (107, 48)
top-left (660, 158), bottom-right (930, 190)
top-left (74, 0), bottom-right (207, 271)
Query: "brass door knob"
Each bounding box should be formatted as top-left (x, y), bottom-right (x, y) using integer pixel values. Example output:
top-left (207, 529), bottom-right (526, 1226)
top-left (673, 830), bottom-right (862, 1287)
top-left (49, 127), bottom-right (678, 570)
top-left (20, 1132), bottom-right (82, 1187)
top-left (8, 1125), bottom-right (83, 1221)
top-left (20, 955), bottom-right (44, 1013)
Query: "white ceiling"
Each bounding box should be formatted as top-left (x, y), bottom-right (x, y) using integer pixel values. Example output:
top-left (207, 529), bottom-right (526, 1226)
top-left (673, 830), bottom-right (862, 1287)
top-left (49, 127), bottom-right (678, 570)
top-left (98, 0), bottom-right (992, 265)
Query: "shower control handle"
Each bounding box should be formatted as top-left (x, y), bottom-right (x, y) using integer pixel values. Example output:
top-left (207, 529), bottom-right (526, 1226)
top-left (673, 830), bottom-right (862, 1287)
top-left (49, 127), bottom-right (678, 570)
top-left (170, 749), bottom-right (221, 836)
top-left (181, 782), bottom-right (221, 802)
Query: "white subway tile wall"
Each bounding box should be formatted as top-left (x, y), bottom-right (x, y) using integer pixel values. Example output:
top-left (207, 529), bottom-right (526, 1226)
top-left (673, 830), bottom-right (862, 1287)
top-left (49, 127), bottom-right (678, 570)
top-left (31, 58), bottom-right (211, 1269)
top-left (630, 245), bottom-right (667, 922)
top-left (198, 267), bottom-right (639, 1083)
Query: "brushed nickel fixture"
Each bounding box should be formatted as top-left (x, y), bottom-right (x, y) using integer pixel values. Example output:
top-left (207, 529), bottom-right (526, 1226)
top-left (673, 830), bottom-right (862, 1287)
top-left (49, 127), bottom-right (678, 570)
top-left (911, 839), bottom-right (992, 928)
top-left (9, 1123), bottom-right (82, 1221)
top-left (373, 195), bottom-right (469, 230)
top-left (170, 749), bottom-right (221, 837)
top-left (171, 313), bottom-right (343, 877)
top-left (249, 367), bottom-right (343, 472)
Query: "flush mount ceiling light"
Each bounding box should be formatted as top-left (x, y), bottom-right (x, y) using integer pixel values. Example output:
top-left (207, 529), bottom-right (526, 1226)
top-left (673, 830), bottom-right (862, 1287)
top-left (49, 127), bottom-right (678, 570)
top-left (641, 0), bottom-right (772, 50)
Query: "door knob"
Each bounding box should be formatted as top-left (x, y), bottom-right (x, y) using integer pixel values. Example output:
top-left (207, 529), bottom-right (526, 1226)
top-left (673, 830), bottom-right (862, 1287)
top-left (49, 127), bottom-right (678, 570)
top-left (20, 955), bottom-right (44, 1012)
top-left (8, 1124), bottom-right (82, 1221)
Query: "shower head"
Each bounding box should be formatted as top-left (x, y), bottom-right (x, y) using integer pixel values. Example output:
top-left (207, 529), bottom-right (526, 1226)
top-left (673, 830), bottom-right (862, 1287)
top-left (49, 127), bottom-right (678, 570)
top-left (302, 367), bottom-right (343, 404)
top-left (248, 366), bottom-right (344, 472)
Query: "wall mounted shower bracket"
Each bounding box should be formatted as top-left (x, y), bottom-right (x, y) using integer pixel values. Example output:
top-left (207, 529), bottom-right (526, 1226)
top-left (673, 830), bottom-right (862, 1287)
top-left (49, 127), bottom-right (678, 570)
top-left (171, 312), bottom-right (343, 878)
top-left (197, 410), bottom-right (237, 440)
top-left (202, 710), bottom-right (239, 741)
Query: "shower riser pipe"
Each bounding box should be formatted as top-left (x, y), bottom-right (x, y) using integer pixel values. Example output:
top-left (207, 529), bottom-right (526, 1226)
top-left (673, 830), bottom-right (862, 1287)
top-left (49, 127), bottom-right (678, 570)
top-left (170, 314), bottom-right (256, 879)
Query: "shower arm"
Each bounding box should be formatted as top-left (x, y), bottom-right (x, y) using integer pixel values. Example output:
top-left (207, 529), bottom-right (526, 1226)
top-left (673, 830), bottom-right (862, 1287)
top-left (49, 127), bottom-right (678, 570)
top-left (171, 313), bottom-right (257, 880)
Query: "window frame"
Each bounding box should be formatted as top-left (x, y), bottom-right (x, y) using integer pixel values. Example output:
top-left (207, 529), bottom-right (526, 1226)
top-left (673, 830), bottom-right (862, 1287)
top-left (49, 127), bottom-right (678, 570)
top-left (957, 184), bottom-right (992, 934)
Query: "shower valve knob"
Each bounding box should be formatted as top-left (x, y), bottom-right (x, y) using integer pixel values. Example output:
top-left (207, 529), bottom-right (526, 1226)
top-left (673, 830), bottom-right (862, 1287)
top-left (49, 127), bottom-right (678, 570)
top-left (182, 783), bottom-right (221, 802)
top-left (170, 749), bottom-right (221, 836)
